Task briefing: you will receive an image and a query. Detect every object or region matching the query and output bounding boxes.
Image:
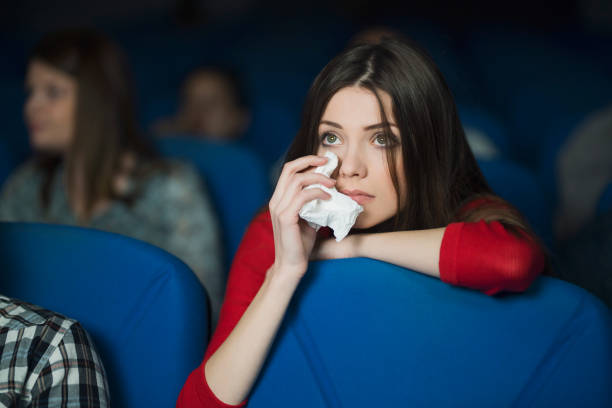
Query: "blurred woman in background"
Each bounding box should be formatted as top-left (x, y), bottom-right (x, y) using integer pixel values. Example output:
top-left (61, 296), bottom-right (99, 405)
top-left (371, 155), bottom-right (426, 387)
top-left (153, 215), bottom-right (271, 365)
top-left (0, 29), bottom-right (225, 323)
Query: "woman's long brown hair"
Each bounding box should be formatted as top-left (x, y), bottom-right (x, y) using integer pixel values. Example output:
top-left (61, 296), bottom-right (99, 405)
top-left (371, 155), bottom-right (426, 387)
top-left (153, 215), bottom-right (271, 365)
top-left (29, 29), bottom-right (159, 220)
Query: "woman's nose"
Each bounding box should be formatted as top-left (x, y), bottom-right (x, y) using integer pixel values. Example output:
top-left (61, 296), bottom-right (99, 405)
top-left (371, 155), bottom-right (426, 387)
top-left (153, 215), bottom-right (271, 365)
top-left (338, 147), bottom-right (367, 178)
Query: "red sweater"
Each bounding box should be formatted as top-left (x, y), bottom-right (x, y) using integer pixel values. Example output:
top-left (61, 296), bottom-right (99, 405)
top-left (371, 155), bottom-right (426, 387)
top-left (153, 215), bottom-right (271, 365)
top-left (177, 208), bottom-right (545, 407)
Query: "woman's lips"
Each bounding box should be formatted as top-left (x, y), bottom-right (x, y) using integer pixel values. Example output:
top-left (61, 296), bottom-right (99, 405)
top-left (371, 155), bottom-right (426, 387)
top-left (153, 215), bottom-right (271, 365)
top-left (340, 189), bottom-right (374, 205)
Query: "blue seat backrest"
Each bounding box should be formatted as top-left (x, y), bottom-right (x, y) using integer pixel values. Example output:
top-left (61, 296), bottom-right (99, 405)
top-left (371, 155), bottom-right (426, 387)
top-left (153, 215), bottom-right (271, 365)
top-left (244, 101), bottom-right (300, 167)
top-left (466, 27), bottom-right (612, 168)
top-left (508, 81), bottom-right (612, 168)
top-left (459, 105), bottom-right (510, 159)
top-left (249, 258), bottom-right (612, 407)
top-left (536, 112), bottom-right (587, 205)
top-left (0, 222), bottom-right (209, 408)
top-left (155, 137), bottom-right (270, 267)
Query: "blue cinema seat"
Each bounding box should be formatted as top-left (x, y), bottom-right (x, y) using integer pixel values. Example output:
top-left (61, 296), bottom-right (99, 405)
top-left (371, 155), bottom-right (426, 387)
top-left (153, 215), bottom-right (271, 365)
top-left (466, 26), bottom-right (612, 168)
top-left (536, 112), bottom-right (587, 205)
top-left (459, 105), bottom-right (510, 160)
top-left (155, 137), bottom-right (270, 267)
top-left (245, 101), bottom-right (300, 167)
top-left (0, 223), bottom-right (209, 408)
top-left (508, 81), bottom-right (612, 169)
top-left (249, 258), bottom-right (612, 407)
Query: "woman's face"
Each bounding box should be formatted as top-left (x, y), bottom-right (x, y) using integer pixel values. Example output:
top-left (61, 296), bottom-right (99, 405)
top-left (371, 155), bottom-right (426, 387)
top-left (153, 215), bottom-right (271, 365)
top-left (24, 60), bottom-right (76, 153)
top-left (316, 86), bottom-right (406, 229)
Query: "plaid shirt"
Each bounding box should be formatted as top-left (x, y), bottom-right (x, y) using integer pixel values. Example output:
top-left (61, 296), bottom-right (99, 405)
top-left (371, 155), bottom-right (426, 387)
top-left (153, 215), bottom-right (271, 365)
top-left (0, 296), bottom-right (110, 407)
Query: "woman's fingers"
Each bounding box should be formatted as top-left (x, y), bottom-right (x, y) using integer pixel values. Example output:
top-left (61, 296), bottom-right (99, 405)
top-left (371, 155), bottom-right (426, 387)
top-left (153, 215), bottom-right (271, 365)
top-left (275, 172), bottom-right (335, 215)
top-left (278, 187), bottom-right (331, 226)
top-left (268, 156), bottom-right (335, 274)
top-left (271, 186), bottom-right (330, 270)
top-left (271, 155), bottom-right (328, 209)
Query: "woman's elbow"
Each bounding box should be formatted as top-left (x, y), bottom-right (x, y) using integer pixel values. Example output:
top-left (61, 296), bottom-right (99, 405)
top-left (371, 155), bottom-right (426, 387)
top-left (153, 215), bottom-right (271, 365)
top-left (494, 238), bottom-right (545, 293)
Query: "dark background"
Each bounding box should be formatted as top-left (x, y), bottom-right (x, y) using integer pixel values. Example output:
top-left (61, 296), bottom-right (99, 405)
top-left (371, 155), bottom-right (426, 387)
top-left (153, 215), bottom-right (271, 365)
top-left (1, 0), bottom-right (611, 248)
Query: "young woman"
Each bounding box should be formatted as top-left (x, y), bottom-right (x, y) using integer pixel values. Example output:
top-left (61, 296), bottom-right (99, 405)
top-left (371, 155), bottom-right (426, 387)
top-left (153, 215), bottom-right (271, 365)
top-left (0, 29), bottom-right (225, 322)
top-left (178, 38), bottom-right (547, 407)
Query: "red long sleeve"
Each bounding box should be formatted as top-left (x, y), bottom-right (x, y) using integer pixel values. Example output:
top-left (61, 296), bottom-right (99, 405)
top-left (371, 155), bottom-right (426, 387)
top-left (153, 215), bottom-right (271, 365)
top-left (177, 210), bottom-right (275, 408)
top-left (439, 220), bottom-right (545, 295)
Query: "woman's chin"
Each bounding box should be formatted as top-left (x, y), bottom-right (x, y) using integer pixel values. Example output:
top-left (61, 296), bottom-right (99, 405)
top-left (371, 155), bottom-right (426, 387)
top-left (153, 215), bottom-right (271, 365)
top-left (352, 211), bottom-right (396, 232)
top-left (353, 214), bottom-right (375, 230)
top-left (30, 137), bottom-right (68, 154)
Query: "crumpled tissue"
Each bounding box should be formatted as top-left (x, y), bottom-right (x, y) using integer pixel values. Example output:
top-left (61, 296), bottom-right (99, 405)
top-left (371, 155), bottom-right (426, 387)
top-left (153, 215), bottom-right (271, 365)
top-left (299, 151), bottom-right (363, 241)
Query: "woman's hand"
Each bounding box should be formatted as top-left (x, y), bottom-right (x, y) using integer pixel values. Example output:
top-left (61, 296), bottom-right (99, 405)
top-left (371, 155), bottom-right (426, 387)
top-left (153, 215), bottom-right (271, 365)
top-left (268, 155), bottom-right (336, 279)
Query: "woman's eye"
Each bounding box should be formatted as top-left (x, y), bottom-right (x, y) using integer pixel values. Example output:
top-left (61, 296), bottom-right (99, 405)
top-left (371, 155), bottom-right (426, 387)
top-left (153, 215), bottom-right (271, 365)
top-left (373, 134), bottom-right (387, 146)
top-left (322, 132), bottom-right (340, 145)
top-left (373, 133), bottom-right (399, 147)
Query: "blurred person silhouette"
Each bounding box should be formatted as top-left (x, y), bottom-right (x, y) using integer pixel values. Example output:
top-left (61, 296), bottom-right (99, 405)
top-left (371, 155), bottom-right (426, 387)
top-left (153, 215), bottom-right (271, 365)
top-left (0, 294), bottom-right (109, 406)
top-left (552, 104), bottom-right (612, 308)
top-left (0, 29), bottom-right (225, 324)
top-left (153, 66), bottom-right (251, 142)
top-left (555, 104), bottom-right (612, 241)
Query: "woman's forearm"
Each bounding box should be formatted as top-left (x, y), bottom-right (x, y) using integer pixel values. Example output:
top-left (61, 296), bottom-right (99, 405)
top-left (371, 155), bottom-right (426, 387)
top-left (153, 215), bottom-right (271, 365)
top-left (354, 228), bottom-right (446, 278)
top-left (204, 265), bottom-right (301, 405)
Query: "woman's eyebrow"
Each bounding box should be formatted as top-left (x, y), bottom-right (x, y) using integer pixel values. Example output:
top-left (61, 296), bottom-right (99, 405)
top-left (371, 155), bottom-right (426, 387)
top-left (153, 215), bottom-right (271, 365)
top-left (320, 120), bottom-right (342, 128)
top-left (320, 120), bottom-right (399, 130)
top-left (364, 122), bottom-right (399, 130)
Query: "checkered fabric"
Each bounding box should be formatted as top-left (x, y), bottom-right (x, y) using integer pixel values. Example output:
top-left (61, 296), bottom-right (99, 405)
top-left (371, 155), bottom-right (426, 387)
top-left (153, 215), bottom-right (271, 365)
top-left (0, 295), bottom-right (109, 407)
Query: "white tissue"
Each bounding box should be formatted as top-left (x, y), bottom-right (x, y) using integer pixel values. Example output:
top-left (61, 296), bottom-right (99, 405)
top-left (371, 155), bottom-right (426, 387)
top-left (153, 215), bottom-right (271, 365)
top-left (299, 151), bottom-right (363, 241)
